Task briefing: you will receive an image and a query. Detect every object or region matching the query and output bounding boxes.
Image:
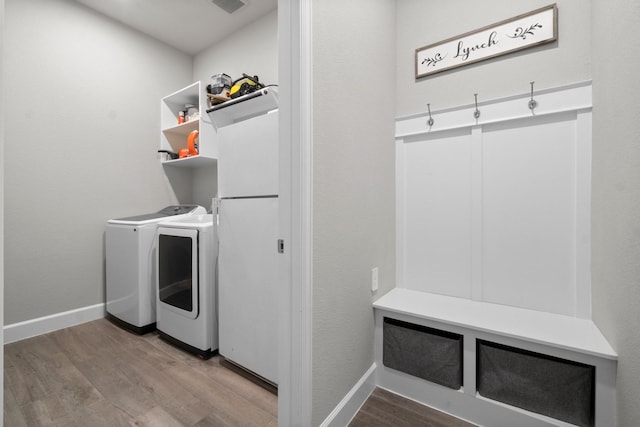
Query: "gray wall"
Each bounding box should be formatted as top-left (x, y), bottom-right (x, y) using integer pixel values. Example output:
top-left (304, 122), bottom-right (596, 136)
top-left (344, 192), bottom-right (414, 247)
top-left (396, 0), bottom-right (591, 116)
top-left (311, 1), bottom-right (396, 424)
top-left (193, 10), bottom-right (278, 88)
top-left (4, 0), bottom-right (192, 324)
top-left (3, 1), bottom-right (279, 325)
top-left (591, 0), bottom-right (640, 425)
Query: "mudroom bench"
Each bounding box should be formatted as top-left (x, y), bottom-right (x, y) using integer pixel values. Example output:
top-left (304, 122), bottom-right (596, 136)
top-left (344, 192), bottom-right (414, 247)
top-left (373, 288), bottom-right (617, 427)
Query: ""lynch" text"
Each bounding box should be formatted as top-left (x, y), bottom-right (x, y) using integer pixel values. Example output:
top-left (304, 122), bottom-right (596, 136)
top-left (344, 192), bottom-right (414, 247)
top-left (454, 31), bottom-right (499, 61)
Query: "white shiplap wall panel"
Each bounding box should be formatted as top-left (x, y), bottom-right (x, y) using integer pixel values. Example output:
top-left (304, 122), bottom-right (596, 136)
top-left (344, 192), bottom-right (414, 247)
top-left (403, 129), bottom-right (473, 298)
top-left (397, 82), bottom-right (592, 318)
top-left (481, 114), bottom-right (578, 315)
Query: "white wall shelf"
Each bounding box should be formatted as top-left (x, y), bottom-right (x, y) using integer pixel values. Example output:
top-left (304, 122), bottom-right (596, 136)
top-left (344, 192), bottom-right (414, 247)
top-left (160, 81), bottom-right (218, 166)
top-left (162, 119), bottom-right (199, 136)
top-left (207, 86), bottom-right (278, 128)
top-left (161, 155), bottom-right (216, 169)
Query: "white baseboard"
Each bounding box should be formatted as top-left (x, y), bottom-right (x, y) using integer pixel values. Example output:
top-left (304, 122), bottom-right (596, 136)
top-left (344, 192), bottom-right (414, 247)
top-left (319, 362), bottom-right (377, 427)
top-left (4, 303), bottom-right (105, 344)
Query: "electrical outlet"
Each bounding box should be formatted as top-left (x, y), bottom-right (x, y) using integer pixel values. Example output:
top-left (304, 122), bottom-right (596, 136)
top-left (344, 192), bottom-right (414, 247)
top-left (371, 267), bottom-right (379, 292)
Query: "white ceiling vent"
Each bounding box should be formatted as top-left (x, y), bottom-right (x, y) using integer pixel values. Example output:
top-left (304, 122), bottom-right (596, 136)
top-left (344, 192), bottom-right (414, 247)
top-left (212, 0), bottom-right (247, 14)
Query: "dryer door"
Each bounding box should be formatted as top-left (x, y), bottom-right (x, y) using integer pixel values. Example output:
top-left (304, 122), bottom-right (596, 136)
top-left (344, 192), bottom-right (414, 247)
top-left (157, 227), bottom-right (199, 319)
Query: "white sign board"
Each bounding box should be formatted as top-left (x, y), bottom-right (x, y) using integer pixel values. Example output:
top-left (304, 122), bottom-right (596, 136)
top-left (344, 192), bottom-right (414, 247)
top-left (416, 4), bottom-right (557, 79)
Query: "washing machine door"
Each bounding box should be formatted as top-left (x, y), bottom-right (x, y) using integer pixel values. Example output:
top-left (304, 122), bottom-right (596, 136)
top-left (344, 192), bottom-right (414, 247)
top-left (157, 227), bottom-right (199, 319)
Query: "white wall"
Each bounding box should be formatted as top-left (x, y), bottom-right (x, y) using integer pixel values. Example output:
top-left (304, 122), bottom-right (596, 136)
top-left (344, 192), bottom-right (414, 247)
top-left (312, 1), bottom-right (396, 425)
top-left (591, 0), bottom-right (640, 425)
top-left (4, 0), bottom-right (193, 324)
top-left (396, 0), bottom-right (591, 116)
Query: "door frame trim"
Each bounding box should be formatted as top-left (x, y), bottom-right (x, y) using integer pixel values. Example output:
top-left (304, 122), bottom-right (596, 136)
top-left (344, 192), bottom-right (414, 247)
top-left (278, 0), bottom-right (313, 425)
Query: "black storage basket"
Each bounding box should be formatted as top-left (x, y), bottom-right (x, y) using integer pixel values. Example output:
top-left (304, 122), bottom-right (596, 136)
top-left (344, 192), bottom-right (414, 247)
top-left (383, 317), bottom-right (463, 390)
top-left (477, 339), bottom-right (595, 427)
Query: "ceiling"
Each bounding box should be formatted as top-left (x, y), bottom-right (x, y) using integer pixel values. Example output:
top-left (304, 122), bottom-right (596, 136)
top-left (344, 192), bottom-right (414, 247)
top-left (74, 0), bottom-right (278, 55)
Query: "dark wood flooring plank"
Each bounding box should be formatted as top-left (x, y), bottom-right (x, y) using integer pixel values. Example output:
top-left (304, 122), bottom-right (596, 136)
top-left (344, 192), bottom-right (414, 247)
top-left (4, 336), bottom-right (54, 405)
top-left (139, 330), bottom-right (197, 365)
top-left (368, 388), bottom-right (445, 426)
top-left (47, 324), bottom-right (102, 363)
top-left (377, 388), bottom-right (475, 427)
top-left (52, 324), bottom-right (162, 420)
top-left (356, 395), bottom-right (426, 427)
top-left (349, 408), bottom-right (394, 427)
top-left (350, 388), bottom-right (477, 427)
top-left (4, 318), bottom-right (280, 426)
top-left (73, 354), bottom-right (157, 419)
top-left (66, 398), bottom-right (132, 427)
top-left (143, 331), bottom-right (278, 418)
top-left (19, 395), bottom-right (79, 427)
top-left (193, 358), bottom-right (277, 417)
top-left (166, 364), bottom-right (276, 427)
top-left (113, 348), bottom-right (213, 425)
top-left (5, 332), bottom-right (105, 422)
top-left (3, 377), bottom-right (29, 427)
top-left (116, 332), bottom-right (184, 372)
top-left (132, 406), bottom-right (185, 427)
top-left (193, 410), bottom-right (236, 427)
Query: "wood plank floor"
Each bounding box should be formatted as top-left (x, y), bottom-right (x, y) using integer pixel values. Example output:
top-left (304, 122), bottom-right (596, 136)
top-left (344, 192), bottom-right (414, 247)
top-left (349, 388), bottom-right (477, 427)
top-left (5, 319), bottom-right (476, 426)
top-left (4, 319), bottom-right (277, 427)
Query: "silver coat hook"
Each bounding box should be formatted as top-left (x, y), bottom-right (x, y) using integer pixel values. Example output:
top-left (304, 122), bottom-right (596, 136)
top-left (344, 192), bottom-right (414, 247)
top-left (427, 104), bottom-right (434, 127)
top-left (473, 93), bottom-right (481, 119)
top-left (528, 81), bottom-right (537, 110)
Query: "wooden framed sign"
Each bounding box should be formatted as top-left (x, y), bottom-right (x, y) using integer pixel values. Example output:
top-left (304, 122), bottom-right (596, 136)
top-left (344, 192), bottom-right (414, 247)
top-left (416, 4), bottom-right (557, 79)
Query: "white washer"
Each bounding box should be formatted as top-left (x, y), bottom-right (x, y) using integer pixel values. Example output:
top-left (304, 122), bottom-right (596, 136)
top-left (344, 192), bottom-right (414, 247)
top-left (106, 205), bottom-right (206, 333)
top-left (156, 214), bottom-right (217, 358)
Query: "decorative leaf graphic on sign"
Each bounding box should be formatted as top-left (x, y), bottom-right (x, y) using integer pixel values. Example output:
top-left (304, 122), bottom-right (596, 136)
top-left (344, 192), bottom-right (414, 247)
top-left (508, 23), bottom-right (543, 40)
top-left (421, 53), bottom-right (446, 68)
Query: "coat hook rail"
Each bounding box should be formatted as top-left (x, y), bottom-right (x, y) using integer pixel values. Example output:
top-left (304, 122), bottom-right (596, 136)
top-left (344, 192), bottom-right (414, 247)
top-left (427, 104), bottom-right (434, 127)
top-left (473, 93), bottom-right (481, 119)
top-left (528, 81), bottom-right (537, 110)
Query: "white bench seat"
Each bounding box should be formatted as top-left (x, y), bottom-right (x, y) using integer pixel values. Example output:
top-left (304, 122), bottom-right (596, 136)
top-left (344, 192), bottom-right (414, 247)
top-left (373, 288), bottom-right (618, 426)
top-left (373, 288), bottom-right (617, 361)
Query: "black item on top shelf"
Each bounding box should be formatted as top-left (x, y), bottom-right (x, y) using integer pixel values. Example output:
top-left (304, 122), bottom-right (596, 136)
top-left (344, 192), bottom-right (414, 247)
top-left (158, 149), bottom-right (179, 160)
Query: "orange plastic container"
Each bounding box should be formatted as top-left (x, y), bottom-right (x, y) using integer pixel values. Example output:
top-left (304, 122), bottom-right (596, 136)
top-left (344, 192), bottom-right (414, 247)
top-left (188, 130), bottom-right (199, 156)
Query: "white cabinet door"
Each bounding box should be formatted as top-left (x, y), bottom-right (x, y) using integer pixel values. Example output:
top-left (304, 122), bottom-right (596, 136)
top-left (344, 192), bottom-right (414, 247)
top-left (217, 197), bottom-right (278, 384)
top-left (218, 111), bottom-right (278, 197)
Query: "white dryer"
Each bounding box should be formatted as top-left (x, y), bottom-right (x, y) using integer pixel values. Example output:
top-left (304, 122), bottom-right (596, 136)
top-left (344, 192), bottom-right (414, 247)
top-left (105, 205), bottom-right (206, 333)
top-left (156, 214), bottom-right (217, 358)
